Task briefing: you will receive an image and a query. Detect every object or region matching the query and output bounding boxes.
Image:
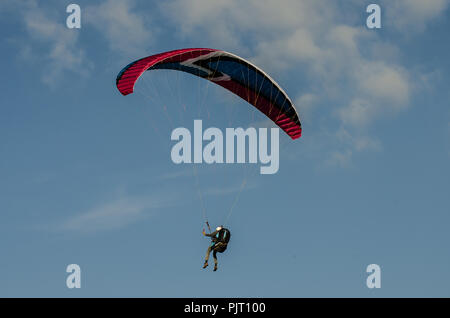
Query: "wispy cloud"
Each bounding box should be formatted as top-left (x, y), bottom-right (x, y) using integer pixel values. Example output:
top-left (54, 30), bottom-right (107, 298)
top-left (8, 1), bottom-right (91, 87)
top-left (85, 0), bottom-right (153, 57)
top-left (295, 93), bottom-right (319, 123)
top-left (325, 149), bottom-right (353, 168)
top-left (57, 175), bottom-right (256, 232)
top-left (382, 0), bottom-right (449, 32)
top-left (324, 128), bottom-right (382, 167)
top-left (59, 193), bottom-right (176, 232)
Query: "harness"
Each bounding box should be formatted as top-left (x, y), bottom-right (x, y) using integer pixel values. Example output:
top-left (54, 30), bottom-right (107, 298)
top-left (211, 228), bottom-right (231, 252)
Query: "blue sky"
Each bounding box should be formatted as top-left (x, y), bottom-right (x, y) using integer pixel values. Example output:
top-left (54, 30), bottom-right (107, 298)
top-left (0, 0), bottom-right (449, 297)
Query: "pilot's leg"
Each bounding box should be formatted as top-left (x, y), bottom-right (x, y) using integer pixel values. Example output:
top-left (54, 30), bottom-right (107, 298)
top-left (213, 250), bottom-right (218, 271)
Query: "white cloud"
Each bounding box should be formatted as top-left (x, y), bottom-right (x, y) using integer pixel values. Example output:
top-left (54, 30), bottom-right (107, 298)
top-left (336, 128), bottom-right (382, 152)
top-left (85, 0), bottom-right (153, 57)
top-left (161, 0), bottom-right (333, 53)
top-left (8, 0), bottom-right (153, 85)
top-left (382, 0), bottom-right (450, 32)
top-left (60, 194), bottom-right (174, 232)
top-left (356, 62), bottom-right (410, 106)
top-left (325, 149), bottom-right (353, 168)
top-left (320, 127), bottom-right (381, 167)
top-left (295, 93), bottom-right (318, 124)
top-left (14, 1), bottom-right (91, 86)
top-left (338, 99), bottom-right (374, 129)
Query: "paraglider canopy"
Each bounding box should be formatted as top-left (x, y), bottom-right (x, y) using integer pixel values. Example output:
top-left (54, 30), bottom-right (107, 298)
top-left (116, 48), bottom-right (302, 139)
